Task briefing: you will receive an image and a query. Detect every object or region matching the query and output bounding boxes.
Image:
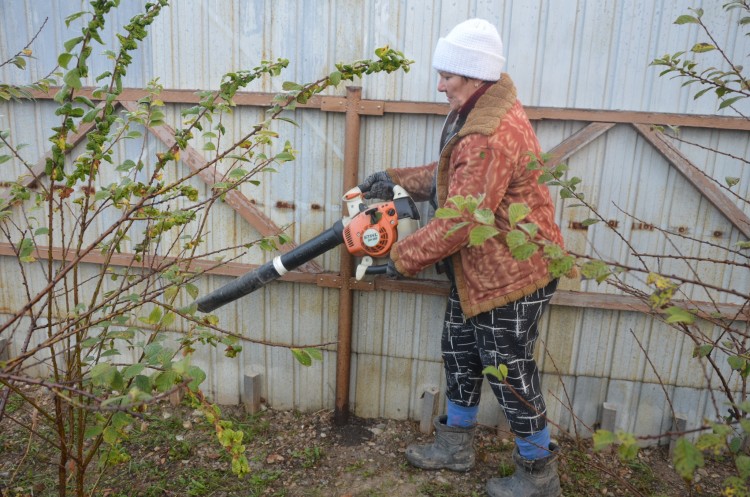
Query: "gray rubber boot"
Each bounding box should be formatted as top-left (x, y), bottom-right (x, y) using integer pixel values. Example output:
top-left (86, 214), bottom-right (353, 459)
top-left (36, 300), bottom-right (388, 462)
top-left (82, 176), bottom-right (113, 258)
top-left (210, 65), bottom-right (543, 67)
top-left (405, 415), bottom-right (475, 471)
top-left (486, 443), bottom-right (561, 497)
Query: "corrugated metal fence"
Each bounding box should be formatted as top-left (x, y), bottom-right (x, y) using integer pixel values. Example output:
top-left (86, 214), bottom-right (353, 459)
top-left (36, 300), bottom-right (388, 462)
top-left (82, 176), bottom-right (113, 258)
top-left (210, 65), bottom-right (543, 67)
top-left (1, 0), bottom-right (749, 444)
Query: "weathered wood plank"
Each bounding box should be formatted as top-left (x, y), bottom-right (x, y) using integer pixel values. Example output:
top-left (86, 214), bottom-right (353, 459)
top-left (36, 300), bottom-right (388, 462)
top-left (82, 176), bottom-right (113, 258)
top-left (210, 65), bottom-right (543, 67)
top-left (119, 101), bottom-right (323, 273)
top-left (633, 123), bottom-right (750, 239)
top-left (545, 122), bottom-right (616, 167)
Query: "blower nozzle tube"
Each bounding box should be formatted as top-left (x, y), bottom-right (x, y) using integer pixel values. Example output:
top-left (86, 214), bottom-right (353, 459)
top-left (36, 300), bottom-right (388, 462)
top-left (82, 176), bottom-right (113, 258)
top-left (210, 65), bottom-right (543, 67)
top-left (195, 220), bottom-right (345, 313)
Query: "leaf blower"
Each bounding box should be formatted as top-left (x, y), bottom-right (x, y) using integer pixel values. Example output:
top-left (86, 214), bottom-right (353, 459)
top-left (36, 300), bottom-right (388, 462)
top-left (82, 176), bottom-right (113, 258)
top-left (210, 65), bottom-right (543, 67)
top-left (194, 185), bottom-right (420, 313)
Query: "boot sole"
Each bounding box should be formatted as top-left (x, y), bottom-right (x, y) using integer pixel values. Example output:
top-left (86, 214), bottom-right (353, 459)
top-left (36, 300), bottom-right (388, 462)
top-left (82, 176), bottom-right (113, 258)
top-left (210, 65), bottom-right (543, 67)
top-left (406, 457), bottom-right (475, 472)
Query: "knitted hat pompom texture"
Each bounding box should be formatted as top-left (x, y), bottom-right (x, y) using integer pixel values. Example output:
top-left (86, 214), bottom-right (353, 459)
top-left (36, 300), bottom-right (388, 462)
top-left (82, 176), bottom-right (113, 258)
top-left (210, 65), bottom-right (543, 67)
top-left (432, 18), bottom-right (506, 82)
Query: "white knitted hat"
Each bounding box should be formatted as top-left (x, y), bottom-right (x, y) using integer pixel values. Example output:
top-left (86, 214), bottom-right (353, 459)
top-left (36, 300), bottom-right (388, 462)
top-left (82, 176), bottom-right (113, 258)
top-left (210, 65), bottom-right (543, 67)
top-left (432, 19), bottom-right (506, 81)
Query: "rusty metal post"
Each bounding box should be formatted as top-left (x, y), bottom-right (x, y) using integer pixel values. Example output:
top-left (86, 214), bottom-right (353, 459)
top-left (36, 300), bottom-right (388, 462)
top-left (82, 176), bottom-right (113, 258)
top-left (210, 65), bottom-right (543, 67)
top-left (334, 86), bottom-right (362, 425)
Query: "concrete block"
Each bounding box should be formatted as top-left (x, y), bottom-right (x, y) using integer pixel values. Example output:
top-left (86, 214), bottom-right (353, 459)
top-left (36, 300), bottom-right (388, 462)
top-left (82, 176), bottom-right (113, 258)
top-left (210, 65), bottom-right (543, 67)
top-left (419, 387), bottom-right (440, 434)
top-left (601, 402), bottom-right (617, 432)
top-left (243, 372), bottom-right (262, 414)
top-left (669, 414), bottom-right (688, 456)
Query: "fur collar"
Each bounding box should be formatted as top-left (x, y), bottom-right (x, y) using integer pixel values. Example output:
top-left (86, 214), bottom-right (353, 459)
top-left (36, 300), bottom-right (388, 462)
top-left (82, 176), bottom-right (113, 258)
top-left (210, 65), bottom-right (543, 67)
top-left (457, 74), bottom-right (517, 138)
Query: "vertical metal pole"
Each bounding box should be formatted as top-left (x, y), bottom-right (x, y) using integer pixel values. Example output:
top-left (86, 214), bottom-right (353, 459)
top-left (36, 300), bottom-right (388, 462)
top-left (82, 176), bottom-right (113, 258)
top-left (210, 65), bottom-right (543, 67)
top-left (334, 86), bottom-right (362, 425)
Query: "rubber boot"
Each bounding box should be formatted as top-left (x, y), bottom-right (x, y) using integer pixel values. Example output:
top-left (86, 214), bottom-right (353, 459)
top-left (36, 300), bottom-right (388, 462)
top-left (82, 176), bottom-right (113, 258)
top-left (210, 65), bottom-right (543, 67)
top-left (486, 443), bottom-right (561, 497)
top-left (405, 415), bottom-right (475, 471)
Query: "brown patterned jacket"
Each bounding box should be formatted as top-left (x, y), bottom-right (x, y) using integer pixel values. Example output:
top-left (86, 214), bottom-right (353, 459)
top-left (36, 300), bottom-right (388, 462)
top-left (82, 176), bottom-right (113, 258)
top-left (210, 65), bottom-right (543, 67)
top-left (388, 74), bottom-right (564, 318)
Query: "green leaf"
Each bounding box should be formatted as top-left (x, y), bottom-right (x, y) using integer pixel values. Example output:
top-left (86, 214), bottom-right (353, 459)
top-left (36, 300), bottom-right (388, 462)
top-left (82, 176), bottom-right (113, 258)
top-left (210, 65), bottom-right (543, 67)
top-left (473, 208), bottom-right (495, 226)
top-left (304, 348), bottom-right (323, 361)
top-left (73, 95), bottom-right (95, 108)
top-left (674, 15), bottom-right (699, 24)
top-left (275, 151), bottom-right (295, 162)
top-left (435, 207), bottom-right (461, 219)
top-left (737, 454), bottom-right (750, 480)
top-left (672, 438), bottom-right (704, 480)
top-left (84, 425), bottom-right (103, 439)
top-left (664, 306), bottom-right (695, 324)
top-left (64, 36), bottom-right (83, 52)
top-left (329, 71), bottom-right (342, 86)
top-left (58, 52), bottom-right (74, 69)
top-left (161, 311), bottom-right (175, 328)
top-left (581, 218), bottom-right (599, 227)
top-left (691, 43), bottom-right (715, 53)
top-left (34, 227), bottom-right (49, 236)
top-left (508, 203), bottom-right (531, 228)
top-left (228, 168), bottom-right (249, 179)
top-left (727, 355), bottom-right (748, 371)
top-left (281, 81), bottom-right (303, 91)
top-left (519, 223), bottom-right (539, 239)
top-left (187, 366), bottom-right (206, 391)
top-left (64, 11), bottom-right (86, 27)
top-left (548, 255), bottom-right (575, 278)
top-left (725, 176), bottom-right (740, 187)
top-left (468, 225), bottom-right (499, 247)
top-left (291, 348), bottom-right (312, 367)
top-left (511, 243), bottom-right (537, 261)
top-left (133, 374), bottom-right (152, 393)
top-left (581, 261), bottom-right (612, 283)
top-left (482, 364), bottom-right (508, 381)
top-left (718, 96), bottom-right (745, 110)
top-left (102, 426), bottom-right (119, 444)
top-left (63, 68), bottom-right (82, 90)
top-left (505, 229), bottom-right (527, 249)
top-left (693, 344), bottom-right (713, 358)
top-left (154, 370), bottom-right (179, 392)
top-left (90, 363), bottom-right (117, 387)
top-left (186, 283), bottom-right (199, 300)
top-left (592, 429), bottom-right (616, 451)
top-left (122, 363), bottom-right (145, 380)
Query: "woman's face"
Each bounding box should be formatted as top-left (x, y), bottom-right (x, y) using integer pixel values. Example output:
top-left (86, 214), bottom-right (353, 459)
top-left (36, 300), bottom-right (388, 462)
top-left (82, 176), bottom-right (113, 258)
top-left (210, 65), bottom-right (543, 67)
top-left (437, 72), bottom-right (480, 111)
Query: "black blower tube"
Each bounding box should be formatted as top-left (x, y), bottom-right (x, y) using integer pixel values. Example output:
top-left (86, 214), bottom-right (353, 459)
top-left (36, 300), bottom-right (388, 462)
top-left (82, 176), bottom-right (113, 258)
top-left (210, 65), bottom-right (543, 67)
top-left (195, 220), bottom-right (345, 313)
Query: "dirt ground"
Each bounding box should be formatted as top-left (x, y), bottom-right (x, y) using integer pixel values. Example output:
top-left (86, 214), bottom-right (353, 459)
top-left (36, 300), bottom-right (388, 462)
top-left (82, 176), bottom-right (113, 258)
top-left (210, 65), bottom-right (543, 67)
top-left (0, 394), bottom-right (738, 497)
top-left (245, 406), bottom-right (730, 497)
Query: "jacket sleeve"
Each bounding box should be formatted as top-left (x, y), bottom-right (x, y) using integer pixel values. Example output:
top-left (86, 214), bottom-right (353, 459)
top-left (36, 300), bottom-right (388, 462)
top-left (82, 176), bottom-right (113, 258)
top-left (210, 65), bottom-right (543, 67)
top-left (390, 136), bottom-right (516, 276)
top-left (386, 162), bottom-right (437, 203)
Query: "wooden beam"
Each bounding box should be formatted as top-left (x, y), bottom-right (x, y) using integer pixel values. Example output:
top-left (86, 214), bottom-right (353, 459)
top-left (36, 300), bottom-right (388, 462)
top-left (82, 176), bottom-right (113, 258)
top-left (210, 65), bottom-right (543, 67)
top-left (633, 123), bottom-right (750, 239)
top-left (527, 107), bottom-right (750, 131)
top-left (545, 122), bottom-right (616, 168)
top-left (0, 102), bottom-right (109, 209)
top-left (1, 242), bottom-right (745, 321)
top-left (119, 101), bottom-right (323, 273)
top-left (28, 88), bottom-right (750, 131)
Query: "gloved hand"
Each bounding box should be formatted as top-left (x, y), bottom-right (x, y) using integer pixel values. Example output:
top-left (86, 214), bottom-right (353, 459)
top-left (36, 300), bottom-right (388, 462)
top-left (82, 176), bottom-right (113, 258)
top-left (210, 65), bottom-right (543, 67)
top-left (358, 171), bottom-right (395, 200)
top-left (386, 259), bottom-right (404, 279)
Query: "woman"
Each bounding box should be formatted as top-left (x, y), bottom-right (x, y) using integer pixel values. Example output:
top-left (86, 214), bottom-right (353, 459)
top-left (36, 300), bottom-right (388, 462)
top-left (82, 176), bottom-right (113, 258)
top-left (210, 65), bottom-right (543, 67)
top-left (358, 18), bottom-right (564, 497)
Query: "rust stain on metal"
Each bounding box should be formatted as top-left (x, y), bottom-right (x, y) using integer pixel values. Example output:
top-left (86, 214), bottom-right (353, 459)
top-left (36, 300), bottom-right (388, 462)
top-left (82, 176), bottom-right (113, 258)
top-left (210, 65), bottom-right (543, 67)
top-left (713, 230), bottom-right (723, 237)
top-left (632, 222), bottom-right (654, 231)
top-left (606, 220), bottom-right (619, 229)
top-left (568, 221), bottom-right (589, 231)
top-left (80, 185), bottom-right (96, 196)
top-left (310, 203), bottom-right (323, 211)
top-left (677, 226), bottom-right (689, 234)
top-left (275, 200), bottom-right (296, 210)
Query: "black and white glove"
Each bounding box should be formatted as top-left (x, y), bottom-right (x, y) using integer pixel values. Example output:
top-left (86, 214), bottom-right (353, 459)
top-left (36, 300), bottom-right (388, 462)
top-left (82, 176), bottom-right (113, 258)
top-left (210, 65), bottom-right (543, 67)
top-left (358, 171), bottom-right (395, 200)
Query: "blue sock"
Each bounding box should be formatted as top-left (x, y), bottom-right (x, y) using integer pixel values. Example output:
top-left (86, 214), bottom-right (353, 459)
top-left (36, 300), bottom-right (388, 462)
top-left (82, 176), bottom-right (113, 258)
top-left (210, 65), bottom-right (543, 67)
top-left (516, 426), bottom-right (551, 460)
top-left (446, 399), bottom-right (478, 428)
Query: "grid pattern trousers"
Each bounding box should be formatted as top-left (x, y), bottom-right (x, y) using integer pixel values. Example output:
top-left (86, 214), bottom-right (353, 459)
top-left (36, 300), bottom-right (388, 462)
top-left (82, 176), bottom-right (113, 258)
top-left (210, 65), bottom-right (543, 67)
top-left (441, 279), bottom-right (557, 437)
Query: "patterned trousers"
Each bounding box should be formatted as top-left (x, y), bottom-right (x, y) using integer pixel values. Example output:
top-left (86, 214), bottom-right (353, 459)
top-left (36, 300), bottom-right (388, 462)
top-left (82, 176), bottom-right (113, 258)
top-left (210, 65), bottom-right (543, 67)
top-left (441, 279), bottom-right (557, 437)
